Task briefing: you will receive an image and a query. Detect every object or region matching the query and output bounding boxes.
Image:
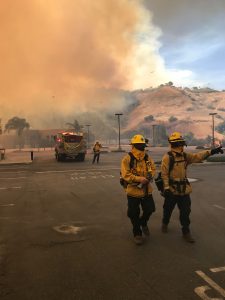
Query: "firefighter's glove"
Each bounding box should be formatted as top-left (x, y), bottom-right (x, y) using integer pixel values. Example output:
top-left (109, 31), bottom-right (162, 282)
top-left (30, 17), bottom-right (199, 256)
top-left (163, 189), bottom-right (173, 198)
top-left (211, 146), bottom-right (224, 155)
top-left (139, 177), bottom-right (149, 185)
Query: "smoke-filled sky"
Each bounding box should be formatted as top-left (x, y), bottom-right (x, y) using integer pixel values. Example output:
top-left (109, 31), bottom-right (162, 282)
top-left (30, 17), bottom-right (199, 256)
top-left (0, 0), bottom-right (224, 127)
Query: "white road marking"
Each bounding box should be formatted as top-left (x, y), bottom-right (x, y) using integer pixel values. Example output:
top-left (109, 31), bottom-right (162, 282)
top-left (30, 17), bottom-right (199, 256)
top-left (0, 187), bottom-right (21, 190)
top-left (0, 204), bottom-right (15, 207)
top-left (213, 205), bottom-right (225, 211)
top-left (35, 167), bottom-right (120, 174)
top-left (195, 270), bottom-right (225, 297)
top-left (210, 266), bottom-right (225, 273)
top-left (0, 177), bottom-right (27, 180)
top-left (194, 285), bottom-right (222, 300)
top-left (187, 178), bottom-right (198, 182)
top-left (70, 173), bottom-right (115, 180)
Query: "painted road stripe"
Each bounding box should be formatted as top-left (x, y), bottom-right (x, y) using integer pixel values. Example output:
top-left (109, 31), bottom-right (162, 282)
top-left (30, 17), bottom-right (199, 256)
top-left (196, 270), bottom-right (225, 297)
top-left (71, 174), bottom-right (115, 180)
top-left (0, 177), bottom-right (27, 180)
top-left (194, 285), bottom-right (222, 300)
top-left (210, 266), bottom-right (225, 273)
top-left (0, 204), bottom-right (15, 207)
top-left (35, 167), bottom-right (120, 174)
top-left (213, 205), bottom-right (225, 211)
top-left (0, 187), bottom-right (22, 190)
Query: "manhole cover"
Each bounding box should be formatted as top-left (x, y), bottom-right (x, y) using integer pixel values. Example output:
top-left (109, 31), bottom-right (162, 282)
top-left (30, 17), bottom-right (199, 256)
top-left (53, 225), bottom-right (83, 235)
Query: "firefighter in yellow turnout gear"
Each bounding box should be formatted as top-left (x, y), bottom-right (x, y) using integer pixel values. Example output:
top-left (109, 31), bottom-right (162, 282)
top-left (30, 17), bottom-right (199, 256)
top-left (121, 135), bottom-right (156, 245)
top-left (161, 132), bottom-right (223, 243)
top-left (92, 141), bottom-right (102, 164)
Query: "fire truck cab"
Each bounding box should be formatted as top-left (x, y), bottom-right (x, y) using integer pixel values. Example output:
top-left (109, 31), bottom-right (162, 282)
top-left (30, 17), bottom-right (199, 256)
top-left (54, 131), bottom-right (87, 162)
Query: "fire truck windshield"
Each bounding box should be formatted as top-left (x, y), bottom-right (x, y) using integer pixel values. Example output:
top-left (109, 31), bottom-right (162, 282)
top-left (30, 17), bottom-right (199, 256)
top-left (64, 135), bottom-right (82, 143)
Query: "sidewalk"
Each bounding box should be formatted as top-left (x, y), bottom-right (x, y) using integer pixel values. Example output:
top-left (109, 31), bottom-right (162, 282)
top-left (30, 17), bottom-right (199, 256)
top-left (0, 149), bottom-right (33, 165)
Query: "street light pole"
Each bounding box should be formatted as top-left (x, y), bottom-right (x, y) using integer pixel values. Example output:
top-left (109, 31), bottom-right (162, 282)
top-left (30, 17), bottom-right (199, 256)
top-left (115, 113), bottom-right (123, 151)
top-left (209, 113), bottom-right (217, 148)
top-left (152, 124), bottom-right (157, 146)
top-left (85, 124), bottom-right (91, 149)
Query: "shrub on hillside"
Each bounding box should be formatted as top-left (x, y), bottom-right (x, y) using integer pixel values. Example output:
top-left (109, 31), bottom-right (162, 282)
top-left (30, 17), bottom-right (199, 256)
top-left (186, 107), bottom-right (194, 111)
top-left (144, 115), bottom-right (155, 122)
top-left (168, 116), bottom-right (178, 122)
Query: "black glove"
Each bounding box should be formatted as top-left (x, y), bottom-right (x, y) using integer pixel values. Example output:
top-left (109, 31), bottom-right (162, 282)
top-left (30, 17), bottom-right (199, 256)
top-left (163, 189), bottom-right (173, 198)
top-left (211, 146), bottom-right (224, 155)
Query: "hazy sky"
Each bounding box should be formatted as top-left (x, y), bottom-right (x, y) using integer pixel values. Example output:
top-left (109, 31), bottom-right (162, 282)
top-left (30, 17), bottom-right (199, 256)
top-left (0, 0), bottom-right (224, 127)
top-left (144, 0), bottom-right (225, 90)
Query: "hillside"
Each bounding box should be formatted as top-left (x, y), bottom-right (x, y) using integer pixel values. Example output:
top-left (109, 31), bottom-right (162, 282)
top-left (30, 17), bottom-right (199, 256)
top-left (123, 86), bottom-right (225, 140)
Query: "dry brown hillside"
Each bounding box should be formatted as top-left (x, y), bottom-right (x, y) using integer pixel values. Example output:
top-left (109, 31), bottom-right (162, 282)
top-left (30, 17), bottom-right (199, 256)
top-left (124, 86), bottom-right (225, 140)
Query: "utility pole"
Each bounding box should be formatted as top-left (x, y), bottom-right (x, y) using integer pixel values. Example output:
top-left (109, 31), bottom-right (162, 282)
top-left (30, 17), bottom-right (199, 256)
top-left (209, 113), bottom-right (217, 148)
top-left (115, 113), bottom-right (123, 151)
top-left (85, 124), bottom-right (91, 149)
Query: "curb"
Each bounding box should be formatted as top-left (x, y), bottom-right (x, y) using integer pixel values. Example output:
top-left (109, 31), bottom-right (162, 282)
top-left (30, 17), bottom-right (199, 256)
top-left (0, 161), bottom-right (33, 166)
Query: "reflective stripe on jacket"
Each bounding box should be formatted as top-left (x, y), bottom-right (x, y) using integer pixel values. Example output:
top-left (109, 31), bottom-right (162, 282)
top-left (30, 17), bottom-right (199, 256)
top-left (161, 150), bottom-right (211, 195)
top-left (121, 152), bottom-right (156, 197)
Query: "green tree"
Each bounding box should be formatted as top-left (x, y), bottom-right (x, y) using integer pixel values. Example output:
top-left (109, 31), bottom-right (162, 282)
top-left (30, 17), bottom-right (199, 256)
top-left (184, 132), bottom-right (194, 144)
top-left (5, 116), bottom-right (30, 136)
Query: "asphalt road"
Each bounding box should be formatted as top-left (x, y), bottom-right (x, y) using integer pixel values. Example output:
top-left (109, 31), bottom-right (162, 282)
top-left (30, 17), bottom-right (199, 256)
top-left (0, 150), bottom-right (224, 300)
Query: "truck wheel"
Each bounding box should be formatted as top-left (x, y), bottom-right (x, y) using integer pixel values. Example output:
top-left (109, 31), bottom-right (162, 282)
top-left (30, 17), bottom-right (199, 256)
top-left (56, 153), bottom-right (62, 162)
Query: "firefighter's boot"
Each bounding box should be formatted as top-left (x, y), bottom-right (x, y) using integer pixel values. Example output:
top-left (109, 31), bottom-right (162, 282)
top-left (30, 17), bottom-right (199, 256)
top-left (161, 223), bottom-right (168, 233)
top-left (183, 232), bottom-right (195, 243)
top-left (142, 225), bottom-right (150, 236)
top-left (134, 235), bottom-right (144, 245)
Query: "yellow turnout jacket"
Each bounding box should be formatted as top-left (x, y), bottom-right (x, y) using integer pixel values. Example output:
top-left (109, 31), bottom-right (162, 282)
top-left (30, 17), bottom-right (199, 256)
top-left (161, 149), bottom-right (211, 195)
top-left (121, 148), bottom-right (156, 197)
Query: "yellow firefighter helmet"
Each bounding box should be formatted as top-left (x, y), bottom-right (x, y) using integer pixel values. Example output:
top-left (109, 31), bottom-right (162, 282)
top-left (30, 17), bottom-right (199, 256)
top-left (168, 132), bottom-right (186, 145)
top-left (130, 134), bottom-right (146, 144)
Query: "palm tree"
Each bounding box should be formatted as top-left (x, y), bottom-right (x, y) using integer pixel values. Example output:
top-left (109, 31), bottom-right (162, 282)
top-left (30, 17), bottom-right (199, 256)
top-left (5, 116), bottom-right (30, 136)
top-left (65, 119), bottom-right (83, 131)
